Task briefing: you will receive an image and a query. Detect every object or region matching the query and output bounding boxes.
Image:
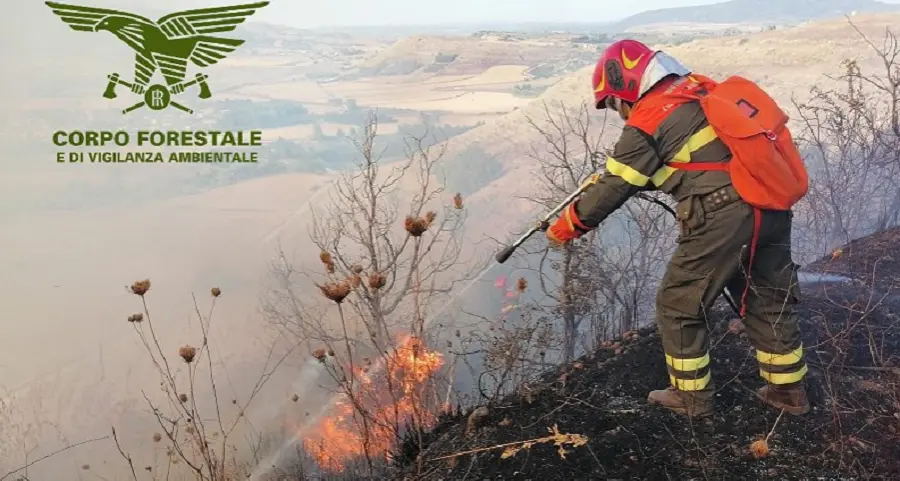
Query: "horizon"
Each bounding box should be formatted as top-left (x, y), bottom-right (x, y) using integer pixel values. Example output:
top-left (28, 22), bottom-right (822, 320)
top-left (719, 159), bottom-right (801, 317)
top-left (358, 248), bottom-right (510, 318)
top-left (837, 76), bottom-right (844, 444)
top-left (241, 0), bottom-right (900, 30)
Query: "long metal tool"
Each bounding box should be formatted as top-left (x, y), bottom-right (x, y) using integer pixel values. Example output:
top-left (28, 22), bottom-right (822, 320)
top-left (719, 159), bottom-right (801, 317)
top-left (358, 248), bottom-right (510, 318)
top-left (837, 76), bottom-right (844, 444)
top-left (494, 174), bottom-right (741, 316)
top-left (494, 181), bottom-right (590, 264)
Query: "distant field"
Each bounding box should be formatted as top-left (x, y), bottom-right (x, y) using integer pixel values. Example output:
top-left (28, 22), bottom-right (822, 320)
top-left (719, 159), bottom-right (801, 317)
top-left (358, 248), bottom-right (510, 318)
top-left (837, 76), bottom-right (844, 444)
top-left (232, 65), bottom-right (545, 114)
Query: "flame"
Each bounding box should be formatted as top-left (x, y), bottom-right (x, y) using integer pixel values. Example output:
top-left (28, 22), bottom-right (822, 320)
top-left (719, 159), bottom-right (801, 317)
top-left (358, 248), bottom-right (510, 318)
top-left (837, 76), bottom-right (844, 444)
top-left (303, 335), bottom-right (444, 472)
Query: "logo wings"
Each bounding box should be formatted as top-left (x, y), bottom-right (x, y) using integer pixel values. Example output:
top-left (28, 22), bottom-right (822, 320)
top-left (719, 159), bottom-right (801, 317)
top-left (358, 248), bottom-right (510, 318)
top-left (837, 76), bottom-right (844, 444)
top-left (45, 2), bottom-right (269, 84)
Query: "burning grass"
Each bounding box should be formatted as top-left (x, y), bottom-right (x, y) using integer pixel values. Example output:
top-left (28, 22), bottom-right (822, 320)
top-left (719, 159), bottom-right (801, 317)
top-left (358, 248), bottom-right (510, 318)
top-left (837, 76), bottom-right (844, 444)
top-left (302, 335), bottom-right (445, 473)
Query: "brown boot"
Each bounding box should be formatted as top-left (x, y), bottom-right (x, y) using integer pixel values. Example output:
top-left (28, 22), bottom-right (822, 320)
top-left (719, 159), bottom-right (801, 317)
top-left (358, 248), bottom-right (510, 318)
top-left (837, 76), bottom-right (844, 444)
top-left (647, 386), bottom-right (714, 418)
top-left (756, 383), bottom-right (810, 415)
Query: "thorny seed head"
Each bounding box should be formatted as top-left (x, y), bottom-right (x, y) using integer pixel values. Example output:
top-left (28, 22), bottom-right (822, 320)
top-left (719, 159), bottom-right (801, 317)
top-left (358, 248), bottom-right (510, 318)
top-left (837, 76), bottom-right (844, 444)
top-left (327, 348), bottom-right (335, 357)
top-left (404, 215), bottom-right (429, 237)
top-left (127, 313), bottom-right (144, 323)
top-left (179, 345), bottom-right (197, 363)
top-left (424, 211), bottom-right (437, 227)
top-left (319, 251), bottom-right (336, 274)
top-left (750, 439), bottom-right (770, 459)
top-left (352, 264), bottom-right (364, 274)
top-left (291, 393), bottom-right (299, 402)
top-left (131, 279), bottom-right (151, 296)
top-left (348, 274), bottom-right (362, 288)
top-left (368, 272), bottom-right (386, 290)
top-left (453, 193), bottom-right (464, 210)
top-left (317, 281), bottom-right (351, 303)
top-left (313, 348), bottom-right (327, 363)
top-left (179, 394), bottom-right (188, 403)
top-left (211, 287), bottom-right (221, 298)
top-left (152, 432), bottom-right (162, 443)
top-left (516, 277), bottom-right (528, 293)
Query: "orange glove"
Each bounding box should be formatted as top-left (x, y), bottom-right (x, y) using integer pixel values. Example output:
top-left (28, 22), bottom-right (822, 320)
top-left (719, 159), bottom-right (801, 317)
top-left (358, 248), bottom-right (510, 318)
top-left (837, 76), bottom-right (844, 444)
top-left (546, 203), bottom-right (592, 245)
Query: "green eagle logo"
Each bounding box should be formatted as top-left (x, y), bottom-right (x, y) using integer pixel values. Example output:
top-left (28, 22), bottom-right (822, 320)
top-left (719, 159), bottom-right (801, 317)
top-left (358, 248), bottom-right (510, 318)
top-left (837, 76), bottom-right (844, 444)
top-left (45, 1), bottom-right (269, 114)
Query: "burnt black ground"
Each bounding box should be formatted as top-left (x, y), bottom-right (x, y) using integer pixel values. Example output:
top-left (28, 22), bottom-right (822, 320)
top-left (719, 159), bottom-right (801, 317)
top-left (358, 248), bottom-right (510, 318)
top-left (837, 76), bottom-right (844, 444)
top-left (395, 228), bottom-right (900, 481)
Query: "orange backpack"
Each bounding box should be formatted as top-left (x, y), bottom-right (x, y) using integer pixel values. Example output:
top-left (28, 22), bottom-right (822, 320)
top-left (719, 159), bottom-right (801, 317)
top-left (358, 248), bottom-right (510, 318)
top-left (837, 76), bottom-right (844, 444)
top-left (666, 74), bottom-right (809, 211)
top-left (655, 74), bottom-right (809, 318)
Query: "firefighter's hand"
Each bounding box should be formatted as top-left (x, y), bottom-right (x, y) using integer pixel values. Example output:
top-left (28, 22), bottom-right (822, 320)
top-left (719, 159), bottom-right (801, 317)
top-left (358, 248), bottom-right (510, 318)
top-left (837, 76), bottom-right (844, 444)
top-left (546, 203), bottom-right (591, 246)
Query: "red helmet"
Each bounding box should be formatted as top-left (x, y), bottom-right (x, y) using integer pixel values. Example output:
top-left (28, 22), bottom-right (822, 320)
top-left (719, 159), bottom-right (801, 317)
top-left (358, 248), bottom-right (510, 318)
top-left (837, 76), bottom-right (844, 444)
top-left (592, 39), bottom-right (690, 110)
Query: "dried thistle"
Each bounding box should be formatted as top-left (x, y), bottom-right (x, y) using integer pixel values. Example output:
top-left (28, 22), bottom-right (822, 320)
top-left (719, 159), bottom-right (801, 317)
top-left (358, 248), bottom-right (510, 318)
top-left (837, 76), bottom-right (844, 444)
top-left (348, 274), bottom-right (362, 288)
top-left (404, 215), bottom-right (429, 237)
top-left (368, 272), bottom-right (386, 290)
top-left (453, 193), bottom-right (464, 209)
top-left (424, 210), bottom-right (437, 227)
top-left (749, 439), bottom-right (770, 459)
top-left (317, 281), bottom-right (351, 303)
top-left (313, 348), bottom-right (327, 363)
top-left (319, 251), bottom-right (335, 274)
top-left (179, 394), bottom-right (188, 403)
top-left (516, 277), bottom-right (527, 293)
top-left (498, 424), bottom-right (588, 460)
top-left (327, 348), bottom-right (335, 357)
top-left (291, 393), bottom-right (299, 402)
top-left (127, 313), bottom-right (144, 323)
top-left (178, 345), bottom-right (197, 363)
top-left (351, 264), bottom-right (364, 274)
top-left (131, 279), bottom-right (151, 296)
top-left (152, 432), bottom-right (162, 443)
top-left (211, 287), bottom-right (221, 298)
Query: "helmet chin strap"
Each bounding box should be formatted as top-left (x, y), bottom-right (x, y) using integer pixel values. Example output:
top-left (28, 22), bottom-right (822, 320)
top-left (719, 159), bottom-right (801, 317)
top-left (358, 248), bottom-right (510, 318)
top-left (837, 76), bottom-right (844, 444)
top-left (605, 96), bottom-right (631, 120)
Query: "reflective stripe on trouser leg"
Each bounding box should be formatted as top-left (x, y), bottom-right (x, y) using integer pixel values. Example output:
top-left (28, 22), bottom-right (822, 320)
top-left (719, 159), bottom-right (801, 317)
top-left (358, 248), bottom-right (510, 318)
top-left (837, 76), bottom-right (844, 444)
top-left (757, 344), bottom-right (807, 384)
top-left (667, 352), bottom-right (712, 391)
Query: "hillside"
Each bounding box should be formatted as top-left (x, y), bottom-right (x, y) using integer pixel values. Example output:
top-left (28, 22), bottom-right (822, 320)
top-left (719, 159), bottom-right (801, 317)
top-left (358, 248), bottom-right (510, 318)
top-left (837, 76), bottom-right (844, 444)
top-left (608, 0), bottom-right (899, 32)
top-left (397, 228), bottom-right (900, 480)
top-left (446, 12), bottom-right (900, 250)
top-left (357, 34), bottom-right (591, 77)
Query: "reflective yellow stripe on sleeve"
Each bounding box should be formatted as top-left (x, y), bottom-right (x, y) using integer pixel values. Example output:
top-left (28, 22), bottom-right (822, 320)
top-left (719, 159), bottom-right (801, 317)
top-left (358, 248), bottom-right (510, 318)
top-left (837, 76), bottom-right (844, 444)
top-left (760, 364), bottom-right (808, 384)
top-left (756, 345), bottom-right (804, 366)
top-left (669, 371), bottom-right (711, 391)
top-left (666, 353), bottom-right (710, 372)
top-left (606, 156), bottom-right (650, 187)
top-left (650, 125), bottom-right (719, 187)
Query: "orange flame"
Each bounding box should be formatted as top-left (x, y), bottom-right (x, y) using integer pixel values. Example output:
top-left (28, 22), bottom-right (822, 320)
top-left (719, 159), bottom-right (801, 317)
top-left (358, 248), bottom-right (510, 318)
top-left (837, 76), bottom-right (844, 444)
top-left (303, 335), bottom-right (444, 472)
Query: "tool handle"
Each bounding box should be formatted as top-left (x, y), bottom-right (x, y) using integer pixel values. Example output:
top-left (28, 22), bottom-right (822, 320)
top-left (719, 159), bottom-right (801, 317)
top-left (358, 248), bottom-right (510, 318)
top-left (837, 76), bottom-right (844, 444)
top-left (495, 244), bottom-right (517, 264)
top-left (110, 75), bottom-right (135, 89)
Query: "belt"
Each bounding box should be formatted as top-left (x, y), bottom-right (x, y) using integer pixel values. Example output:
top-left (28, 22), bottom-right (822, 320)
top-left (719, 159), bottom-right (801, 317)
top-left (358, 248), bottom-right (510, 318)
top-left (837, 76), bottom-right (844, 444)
top-left (699, 184), bottom-right (741, 214)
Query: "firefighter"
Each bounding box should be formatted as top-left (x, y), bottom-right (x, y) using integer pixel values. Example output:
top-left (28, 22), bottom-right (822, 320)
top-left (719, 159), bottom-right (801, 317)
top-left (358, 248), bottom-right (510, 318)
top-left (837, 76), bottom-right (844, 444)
top-left (546, 39), bottom-right (810, 417)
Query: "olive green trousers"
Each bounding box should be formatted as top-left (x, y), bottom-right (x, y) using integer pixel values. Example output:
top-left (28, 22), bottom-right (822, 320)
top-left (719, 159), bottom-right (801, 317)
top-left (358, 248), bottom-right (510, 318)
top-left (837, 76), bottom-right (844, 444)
top-left (657, 187), bottom-right (807, 392)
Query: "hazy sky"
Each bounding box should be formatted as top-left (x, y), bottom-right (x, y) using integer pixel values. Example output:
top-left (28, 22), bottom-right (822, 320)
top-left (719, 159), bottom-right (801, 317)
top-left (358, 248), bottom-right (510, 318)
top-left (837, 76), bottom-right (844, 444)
top-left (32, 0), bottom-right (900, 28)
top-left (251, 0), bottom-right (726, 27)
top-left (65, 0), bottom-right (725, 28)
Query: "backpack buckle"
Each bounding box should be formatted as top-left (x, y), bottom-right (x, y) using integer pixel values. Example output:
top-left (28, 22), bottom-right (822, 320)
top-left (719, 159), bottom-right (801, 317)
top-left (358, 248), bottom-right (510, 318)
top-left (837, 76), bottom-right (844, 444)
top-left (765, 130), bottom-right (777, 141)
